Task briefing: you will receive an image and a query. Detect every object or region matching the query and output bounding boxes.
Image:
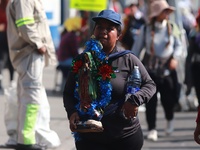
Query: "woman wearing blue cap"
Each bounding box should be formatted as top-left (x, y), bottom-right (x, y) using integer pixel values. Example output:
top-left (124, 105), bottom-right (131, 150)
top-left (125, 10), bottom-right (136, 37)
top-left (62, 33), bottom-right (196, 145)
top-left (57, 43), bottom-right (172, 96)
top-left (63, 9), bottom-right (156, 150)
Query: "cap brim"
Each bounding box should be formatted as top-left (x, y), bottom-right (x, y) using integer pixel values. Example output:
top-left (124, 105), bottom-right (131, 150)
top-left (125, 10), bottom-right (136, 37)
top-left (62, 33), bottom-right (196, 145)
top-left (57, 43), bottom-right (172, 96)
top-left (92, 17), bottom-right (122, 25)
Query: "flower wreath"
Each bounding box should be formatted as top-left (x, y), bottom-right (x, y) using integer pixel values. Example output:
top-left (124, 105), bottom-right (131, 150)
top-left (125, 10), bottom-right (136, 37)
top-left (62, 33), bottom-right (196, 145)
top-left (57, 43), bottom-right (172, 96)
top-left (71, 36), bottom-right (116, 121)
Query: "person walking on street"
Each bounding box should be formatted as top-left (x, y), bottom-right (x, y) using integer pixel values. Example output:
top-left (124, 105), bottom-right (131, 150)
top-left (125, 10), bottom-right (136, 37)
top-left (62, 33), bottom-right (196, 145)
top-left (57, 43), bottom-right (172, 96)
top-left (186, 10), bottom-right (200, 144)
top-left (120, 2), bottom-right (146, 50)
top-left (56, 17), bottom-right (80, 92)
top-left (63, 9), bottom-right (156, 150)
top-left (6, 0), bottom-right (61, 149)
top-left (185, 9), bottom-right (200, 109)
top-left (131, 0), bottom-right (182, 141)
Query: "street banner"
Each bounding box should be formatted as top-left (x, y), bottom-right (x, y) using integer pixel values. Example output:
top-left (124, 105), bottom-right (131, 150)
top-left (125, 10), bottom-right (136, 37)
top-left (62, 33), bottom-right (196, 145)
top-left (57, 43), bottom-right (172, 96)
top-left (70, 0), bottom-right (107, 12)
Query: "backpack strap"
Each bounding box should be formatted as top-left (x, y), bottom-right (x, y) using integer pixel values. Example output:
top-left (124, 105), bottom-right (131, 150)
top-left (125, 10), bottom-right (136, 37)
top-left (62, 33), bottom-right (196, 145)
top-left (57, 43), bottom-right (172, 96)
top-left (103, 50), bottom-right (135, 116)
top-left (170, 21), bottom-right (181, 39)
top-left (108, 50), bottom-right (135, 61)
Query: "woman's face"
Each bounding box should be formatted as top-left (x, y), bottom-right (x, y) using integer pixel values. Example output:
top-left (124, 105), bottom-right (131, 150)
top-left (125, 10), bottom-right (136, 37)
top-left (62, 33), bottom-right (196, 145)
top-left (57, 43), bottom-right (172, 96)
top-left (93, 19), bottom-right (120, 54)
top-left (156, 9), bottom-right (171, 22)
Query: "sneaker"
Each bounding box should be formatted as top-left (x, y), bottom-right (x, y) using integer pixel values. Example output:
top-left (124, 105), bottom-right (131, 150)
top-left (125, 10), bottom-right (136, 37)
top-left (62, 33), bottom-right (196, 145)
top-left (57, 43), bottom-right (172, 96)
top-left (16, 144), bottom-right (47, 150)
top-left (147, 129), bottom-right (158, 141)
top-left (138, 104), bottom-right (146, 112)
top-left (166, 120), bottom-right (174, 136)
top-left (10, 80), bottom-right (17, 88)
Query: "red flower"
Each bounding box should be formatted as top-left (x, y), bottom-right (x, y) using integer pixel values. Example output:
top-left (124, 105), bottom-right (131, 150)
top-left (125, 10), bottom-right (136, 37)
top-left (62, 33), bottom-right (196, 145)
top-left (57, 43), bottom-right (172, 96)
top-left (73, 60), bottom-right (83, 73)
top-left (98, 64), bottom-right (114, 80)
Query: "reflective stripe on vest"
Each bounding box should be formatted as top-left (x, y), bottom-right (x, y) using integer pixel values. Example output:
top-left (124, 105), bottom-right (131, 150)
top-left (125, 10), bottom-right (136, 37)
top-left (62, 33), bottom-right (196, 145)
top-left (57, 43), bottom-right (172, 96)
top-left (15, 17), bottom-right (35, 27)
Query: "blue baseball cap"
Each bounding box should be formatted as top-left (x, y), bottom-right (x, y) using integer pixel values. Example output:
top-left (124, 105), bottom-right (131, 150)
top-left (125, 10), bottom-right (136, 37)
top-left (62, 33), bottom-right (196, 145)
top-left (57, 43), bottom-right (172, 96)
top-left (92, 9), bottom-right (122, 25)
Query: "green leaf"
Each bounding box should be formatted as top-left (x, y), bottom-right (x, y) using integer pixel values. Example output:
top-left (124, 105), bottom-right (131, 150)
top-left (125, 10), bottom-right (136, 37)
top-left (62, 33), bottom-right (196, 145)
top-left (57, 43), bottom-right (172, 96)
top-left (111, 73), bottom-right (116, 78)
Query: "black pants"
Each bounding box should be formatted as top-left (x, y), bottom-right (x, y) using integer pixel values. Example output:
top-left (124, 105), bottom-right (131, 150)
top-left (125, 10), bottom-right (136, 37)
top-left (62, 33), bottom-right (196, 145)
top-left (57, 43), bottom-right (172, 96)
top-left (146, 70), bottom-right (180, 130)
top-left (192, 63), bottom-right (200, 106)
top-left (75, 127), bottom-right (143, 150)
top-left (0, 32), bottom-right (14, 82)
top-left (0, 50), bottom-right (14, 87)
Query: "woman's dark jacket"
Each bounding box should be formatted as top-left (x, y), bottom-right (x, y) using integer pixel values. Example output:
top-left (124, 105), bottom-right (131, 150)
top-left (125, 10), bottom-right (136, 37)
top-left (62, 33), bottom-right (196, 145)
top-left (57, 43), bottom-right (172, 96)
top-left (63, 46), bottom-right (156, 143)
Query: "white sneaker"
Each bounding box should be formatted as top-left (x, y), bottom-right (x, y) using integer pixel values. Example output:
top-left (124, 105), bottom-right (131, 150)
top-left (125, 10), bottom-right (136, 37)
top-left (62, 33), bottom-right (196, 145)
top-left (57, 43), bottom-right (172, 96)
top-left (147, 129), bottom-right (158, 141)
top-left (138, 104), bottom-right (146, 112)
top-left (10, 80), bottom-right (17, 88)
top-left (166, 120), bottom-right (174, 136)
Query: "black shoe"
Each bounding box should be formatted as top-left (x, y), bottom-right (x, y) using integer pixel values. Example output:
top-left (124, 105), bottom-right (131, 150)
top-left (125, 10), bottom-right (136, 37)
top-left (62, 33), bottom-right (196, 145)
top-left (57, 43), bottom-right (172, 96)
top-left (16, 144), bottom-right (47, 150)
top-left (0, 144), bottom-right (18, 149)
top-left (173, 103), bottom-right (182, 112)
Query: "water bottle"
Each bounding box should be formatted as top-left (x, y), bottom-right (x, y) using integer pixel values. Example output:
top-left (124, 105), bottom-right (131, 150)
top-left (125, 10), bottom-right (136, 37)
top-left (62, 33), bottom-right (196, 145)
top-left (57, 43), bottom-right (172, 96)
top-left (126, 65), bottom-right (141, 94)
top-left (122, 65), bottom-right (141, 119)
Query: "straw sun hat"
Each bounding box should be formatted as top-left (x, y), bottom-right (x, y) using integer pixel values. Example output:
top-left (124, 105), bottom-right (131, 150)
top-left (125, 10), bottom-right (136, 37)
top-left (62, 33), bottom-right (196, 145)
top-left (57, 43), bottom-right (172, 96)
top-left (149, 0), bottom-right (175, 20)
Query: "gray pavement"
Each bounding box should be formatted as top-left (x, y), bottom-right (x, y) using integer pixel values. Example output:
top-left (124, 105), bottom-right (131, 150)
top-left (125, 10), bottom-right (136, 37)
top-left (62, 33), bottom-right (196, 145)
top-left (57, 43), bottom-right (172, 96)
top-left (0, 66), bottom-right (199, 150)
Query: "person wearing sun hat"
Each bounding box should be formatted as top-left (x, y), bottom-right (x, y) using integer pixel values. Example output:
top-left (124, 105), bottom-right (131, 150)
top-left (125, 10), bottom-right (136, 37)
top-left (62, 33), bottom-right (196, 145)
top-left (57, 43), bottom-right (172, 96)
top-left (63, 9), bottom-right (156, 150)
top-left (148, 0), bottom-right (175, 21)
top-left (131, 0), bottom-right (182, 141)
